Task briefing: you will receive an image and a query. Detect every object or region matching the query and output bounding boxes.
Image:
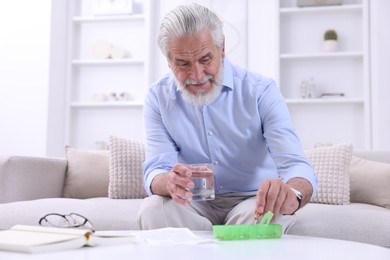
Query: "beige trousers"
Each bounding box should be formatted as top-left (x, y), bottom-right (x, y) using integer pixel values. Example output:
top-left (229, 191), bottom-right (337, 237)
top-left (137, 193), bottom-right (296, 233)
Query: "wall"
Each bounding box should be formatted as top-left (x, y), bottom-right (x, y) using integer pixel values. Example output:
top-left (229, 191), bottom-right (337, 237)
top-left (370, 0), bottom-right (390, 150)
top-left (46, 0), bottom-right (67, 157)
top-left (0, 1), bottom-right (51, 156)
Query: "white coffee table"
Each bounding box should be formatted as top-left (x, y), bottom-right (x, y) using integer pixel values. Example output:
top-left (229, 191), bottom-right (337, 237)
top-left (0, 232), bottom-right (389, 260)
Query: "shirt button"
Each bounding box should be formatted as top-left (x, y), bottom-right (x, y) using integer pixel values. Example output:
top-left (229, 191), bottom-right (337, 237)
top-left (213, 160), bottom-right (219, 165)
top-left (219, 186), bottom-right (223, 189)
top-left (208, 131), bottom-right (213, 136)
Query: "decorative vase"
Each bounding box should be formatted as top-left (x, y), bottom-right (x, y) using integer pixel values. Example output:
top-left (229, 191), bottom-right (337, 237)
top-left (323, 40), bottom-right (338, 52)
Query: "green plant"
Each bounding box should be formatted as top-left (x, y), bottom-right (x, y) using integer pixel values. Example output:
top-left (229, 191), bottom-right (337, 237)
top-left (324, 29), bottom-right (338, 41)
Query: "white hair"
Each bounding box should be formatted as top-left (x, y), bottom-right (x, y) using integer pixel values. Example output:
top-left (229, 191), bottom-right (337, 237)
top-left (157, 3), bottom-right (224, 58)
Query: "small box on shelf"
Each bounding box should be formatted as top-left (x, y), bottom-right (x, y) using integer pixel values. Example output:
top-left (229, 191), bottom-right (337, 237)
top-left (319, 92), bottom-right (345, 99)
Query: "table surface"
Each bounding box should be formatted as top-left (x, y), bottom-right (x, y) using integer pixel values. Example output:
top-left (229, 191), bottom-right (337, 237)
top-left (0, 231), bottom-right (389, 260)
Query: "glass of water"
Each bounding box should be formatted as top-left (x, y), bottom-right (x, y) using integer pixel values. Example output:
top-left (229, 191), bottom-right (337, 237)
top-left (188, 163), bottom-right (215, 201)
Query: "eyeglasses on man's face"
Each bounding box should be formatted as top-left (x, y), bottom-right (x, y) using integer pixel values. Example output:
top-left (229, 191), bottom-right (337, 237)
top-left (39, 213), bottom-right (94, 231)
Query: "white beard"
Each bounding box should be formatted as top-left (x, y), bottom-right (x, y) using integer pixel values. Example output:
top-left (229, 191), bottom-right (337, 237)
top-left (175, 62), bottom-right (224, 106)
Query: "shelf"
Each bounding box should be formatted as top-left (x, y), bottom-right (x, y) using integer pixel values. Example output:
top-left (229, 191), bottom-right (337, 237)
top-left (72, 59), bottom-right (144, 66)
top-left (62, 0), bottom-right (153, 150)
top-left (271, 0), bottom-right (371, 149)
top-left (285, 98), bottom-right (364, 105)
top-left (70, 101), bottom-right (144, 108)
top-left (280, 4), bottom-right (362, 14)
top-left (73, 14), bottom-right (145, 23)
top-left (280, 52), bottom-right (363, 59)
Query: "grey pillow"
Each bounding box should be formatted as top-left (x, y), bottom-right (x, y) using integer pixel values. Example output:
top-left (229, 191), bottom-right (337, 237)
top-left (350, 156), bottom-right (390, 209)
top-left (63, 146), bottom-right (109, 199)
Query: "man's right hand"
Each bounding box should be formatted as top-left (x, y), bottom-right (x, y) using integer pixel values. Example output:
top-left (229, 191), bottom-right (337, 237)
top-left (150, 163), bottom-right (195, 206)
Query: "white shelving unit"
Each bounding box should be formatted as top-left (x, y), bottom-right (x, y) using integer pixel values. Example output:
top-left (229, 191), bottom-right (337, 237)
top-left (248, 0), bottom-right (371, 149)
top-left (276, 0), bottom-right (371, 149)
top-left (64, 0), bottom-right (155, 149)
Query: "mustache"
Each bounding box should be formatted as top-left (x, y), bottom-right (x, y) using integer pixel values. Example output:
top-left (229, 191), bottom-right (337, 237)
top-left (184, 75), bottom-right (213, 87)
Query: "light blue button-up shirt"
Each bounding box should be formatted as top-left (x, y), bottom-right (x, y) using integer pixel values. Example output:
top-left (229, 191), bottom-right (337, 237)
top-left (143, 59), bottom-right (317, 196)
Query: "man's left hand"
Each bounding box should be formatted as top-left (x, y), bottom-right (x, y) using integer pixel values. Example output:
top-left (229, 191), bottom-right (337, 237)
top-left (255, 178), bottom-right (304, 219)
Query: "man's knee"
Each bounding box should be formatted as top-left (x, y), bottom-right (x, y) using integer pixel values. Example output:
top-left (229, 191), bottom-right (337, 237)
top-left (137, 195), bottom-right (167, 229)
top-left (139, 195), bottom-right (165, 215)
top-left (137, 195), bottom-right (213, 230)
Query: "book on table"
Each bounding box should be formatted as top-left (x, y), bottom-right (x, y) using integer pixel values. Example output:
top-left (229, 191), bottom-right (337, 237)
top-left (0, 225), bottom-right (137, 254)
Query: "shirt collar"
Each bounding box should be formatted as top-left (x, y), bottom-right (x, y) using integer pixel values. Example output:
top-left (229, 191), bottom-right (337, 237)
top-left (221, 59), bottom-right (234, 90)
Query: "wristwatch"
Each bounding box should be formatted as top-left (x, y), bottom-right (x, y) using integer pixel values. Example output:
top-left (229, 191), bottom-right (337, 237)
top-left (290, 187), bottom-right (303, 215)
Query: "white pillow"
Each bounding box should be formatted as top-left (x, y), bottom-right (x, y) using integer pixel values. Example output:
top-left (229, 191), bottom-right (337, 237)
top-left (108, 136), bottom-right (148, 199)
top-left (305, 143), bottom-right (352, 205)
top-left (63, 146), bottom-right (109, 199)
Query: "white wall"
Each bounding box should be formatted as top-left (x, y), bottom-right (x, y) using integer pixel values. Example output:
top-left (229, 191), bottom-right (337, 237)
top-left (46, 0), bottom-right (67, 157)
top-left (0, 1), bottom-right (51, 156)
top-left (370, 0), bottom-right (390, 150)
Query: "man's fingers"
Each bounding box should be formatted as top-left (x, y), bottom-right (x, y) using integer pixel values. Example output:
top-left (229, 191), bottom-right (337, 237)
top-left (169, 171), bottom-right (193, 189)
top-left (171, 191), bottom-right (191, 206)
top-left (256, 179), bottom-right (289, 219)
top-left (167, 163), bottom-right (195, 204)
top-left (255, 180), bottom-right (270, 215)
top-left (263, 180), bottom-right (280, 214)
top-left (172, 163), bottom-right (192, 177)
top-left (166, 178), bottom-right (193, 205)
top-left (272, 187), bottom-right (287, 219)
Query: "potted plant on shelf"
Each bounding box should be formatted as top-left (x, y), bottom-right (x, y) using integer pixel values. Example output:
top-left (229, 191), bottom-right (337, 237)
top-left (323, 29), bottom-right (338, 52)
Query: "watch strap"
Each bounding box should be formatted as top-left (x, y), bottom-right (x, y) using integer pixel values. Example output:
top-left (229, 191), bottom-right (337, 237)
top-left (290, 187), bottom-right (303, 215)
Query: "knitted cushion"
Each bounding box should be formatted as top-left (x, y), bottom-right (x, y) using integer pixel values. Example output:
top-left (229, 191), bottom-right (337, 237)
top-left (108, 136), bottom-right (148, 199)
top-left (305, 143), bottom-right (352, 205)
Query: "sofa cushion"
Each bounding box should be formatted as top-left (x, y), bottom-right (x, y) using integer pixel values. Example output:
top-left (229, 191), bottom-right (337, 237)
top-left (108, 136), bottom-right (148, 199)
top-left (350, 156), bottom-right (390, 209)
top-left (63, 146), bottom-right (109, 199)
top-left (305, 143), bottom-right (352, 205)
top-left (289, 203), bottom-right (390, 248)
top-left (0, 198), bottom-right (143, 231)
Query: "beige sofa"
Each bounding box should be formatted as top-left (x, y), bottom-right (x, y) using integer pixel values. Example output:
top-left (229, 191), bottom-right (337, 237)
top-left (0, 142), bottom-right (389, 248)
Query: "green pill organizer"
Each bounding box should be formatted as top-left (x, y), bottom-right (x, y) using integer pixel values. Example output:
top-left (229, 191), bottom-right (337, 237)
top-left (212, 211), bottom-right (282, 240)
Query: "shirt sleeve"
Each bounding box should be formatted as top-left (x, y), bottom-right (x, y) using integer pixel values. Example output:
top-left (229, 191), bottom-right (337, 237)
top-left (142, 88), bottom-right (179, 196)
top-left (257, 80), bottom-right (318, 196)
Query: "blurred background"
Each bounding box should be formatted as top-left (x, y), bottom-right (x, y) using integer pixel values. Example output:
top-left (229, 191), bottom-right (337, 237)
top-left (0, 0), bottom-right (389, 157)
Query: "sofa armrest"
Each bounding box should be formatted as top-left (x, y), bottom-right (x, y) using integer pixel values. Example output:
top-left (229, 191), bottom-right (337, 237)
top-left (353, 150), bottom-right (390, 164)
top-left (0, 155), bottom-right (67, 203)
